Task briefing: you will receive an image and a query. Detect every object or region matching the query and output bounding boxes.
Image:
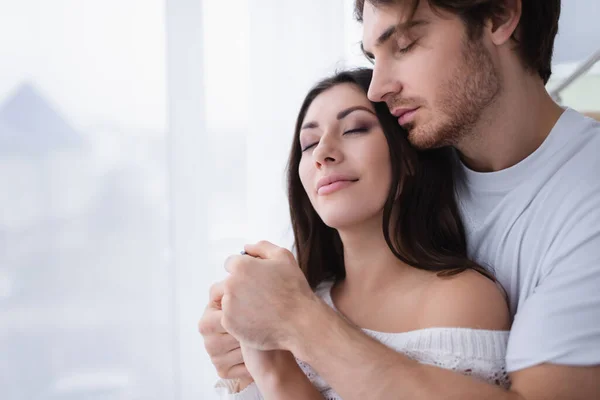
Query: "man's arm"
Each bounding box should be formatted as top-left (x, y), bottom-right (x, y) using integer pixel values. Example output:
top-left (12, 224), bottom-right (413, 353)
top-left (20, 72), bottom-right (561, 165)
top-left (285, 281), bottom-right (600, 400)
top-left (283, 183), bottom-right (600, 400)
top-left (223, 241), bottom-right (600, 399)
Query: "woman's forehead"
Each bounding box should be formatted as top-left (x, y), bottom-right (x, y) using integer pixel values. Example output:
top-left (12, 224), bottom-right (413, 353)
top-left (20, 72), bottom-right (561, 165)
top-left (305, 84), bottom-right (373, 120)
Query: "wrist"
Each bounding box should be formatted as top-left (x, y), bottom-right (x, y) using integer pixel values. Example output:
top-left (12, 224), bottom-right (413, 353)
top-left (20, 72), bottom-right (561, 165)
top-left (238, 376), bottom-right (255, 391)
top-left (284, 294), bottom-right (336, 359)
top-left (251, 351), bottom-right (298, 389)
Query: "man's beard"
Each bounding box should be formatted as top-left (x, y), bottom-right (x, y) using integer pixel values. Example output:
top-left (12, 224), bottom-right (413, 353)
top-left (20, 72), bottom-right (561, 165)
top-left (405, 37), bottom-right (501, 150)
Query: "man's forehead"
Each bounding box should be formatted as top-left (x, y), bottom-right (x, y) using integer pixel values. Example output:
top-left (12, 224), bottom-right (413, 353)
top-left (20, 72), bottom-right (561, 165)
top-left (362, 3), bottom-right (395, 44)
top-left (361, 1), bottom-right (417, 48)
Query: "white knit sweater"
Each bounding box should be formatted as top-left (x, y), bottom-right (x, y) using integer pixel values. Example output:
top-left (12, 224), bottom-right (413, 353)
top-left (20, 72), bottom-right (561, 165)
top-left (215, 281), bottom-right (510, 399)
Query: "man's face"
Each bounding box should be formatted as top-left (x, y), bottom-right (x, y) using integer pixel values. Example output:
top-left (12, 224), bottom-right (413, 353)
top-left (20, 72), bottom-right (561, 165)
top-left (361, 0), bottom-right (501, 149)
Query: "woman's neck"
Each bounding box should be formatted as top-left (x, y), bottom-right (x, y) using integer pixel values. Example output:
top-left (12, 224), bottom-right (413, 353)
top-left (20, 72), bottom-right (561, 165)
top-left (337, 221), bottom-right (412, 293)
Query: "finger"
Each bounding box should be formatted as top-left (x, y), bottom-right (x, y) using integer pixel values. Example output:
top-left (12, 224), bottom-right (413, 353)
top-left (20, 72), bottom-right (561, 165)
top-left (221, 347), bottom-right (244, 366)
top-left (208, 281), bottom-right (225, 308)
top-left (224, 363), bottom-right (252, 380)
top-left (204, 333), bottom-right (241, 355)
top-left (244, 240), bottom-right (287, 259)
top-left (214, 348), bottom-right (244, 378)
top-left (198, 309), bottom-right (227, 335)
top-left (224, 254), bottom-right (245, 274)
top-left (216, 333), bottom-right (241, 353)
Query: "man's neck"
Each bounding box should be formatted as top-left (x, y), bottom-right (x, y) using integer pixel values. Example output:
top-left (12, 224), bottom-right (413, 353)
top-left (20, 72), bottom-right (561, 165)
top-left (457, 72), bottom-right (565, 173)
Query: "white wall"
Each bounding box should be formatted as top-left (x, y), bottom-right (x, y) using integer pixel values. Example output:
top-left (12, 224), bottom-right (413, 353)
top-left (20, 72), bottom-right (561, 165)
top-left (548, 64), bottom-right (600, 111)
top-left (554, 0), bottom-right (600, 64)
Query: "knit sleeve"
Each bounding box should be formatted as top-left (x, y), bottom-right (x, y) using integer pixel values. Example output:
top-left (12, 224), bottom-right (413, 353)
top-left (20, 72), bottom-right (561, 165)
top-left (404, 347), bottom-right (510, 387)
top-left (214, 379), bottom-right (263, 400)
top-left (370, 327), bottom-right (511, 388)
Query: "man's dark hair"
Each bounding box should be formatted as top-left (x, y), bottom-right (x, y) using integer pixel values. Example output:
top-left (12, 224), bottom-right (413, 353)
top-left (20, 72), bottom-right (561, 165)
top-left (354, 0), bottom-right (561, 84)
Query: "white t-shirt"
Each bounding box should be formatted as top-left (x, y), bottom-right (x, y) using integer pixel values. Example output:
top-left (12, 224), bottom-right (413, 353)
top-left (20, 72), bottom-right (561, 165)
top-left (455, 108), bottom-right (600, 372)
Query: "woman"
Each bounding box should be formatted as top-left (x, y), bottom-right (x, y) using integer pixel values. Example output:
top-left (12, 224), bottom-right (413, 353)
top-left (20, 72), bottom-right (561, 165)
top-left (216, 68), bottom-right (510, 399)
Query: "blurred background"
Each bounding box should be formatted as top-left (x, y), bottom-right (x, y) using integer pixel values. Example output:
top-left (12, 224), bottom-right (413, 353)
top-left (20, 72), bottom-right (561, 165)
top-left (0, 0), bottom-right (598, 399)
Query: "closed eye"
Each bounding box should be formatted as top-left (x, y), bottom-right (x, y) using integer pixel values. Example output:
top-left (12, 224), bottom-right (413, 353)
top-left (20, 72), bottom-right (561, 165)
top-left (397, 41), bottom-right (417, 55)
top-left (302, 127), bottom-right (370, 151)
top-left (301, 142), bottom-right (318, 152)
top-left (344, 127), bottom-right (370, 135)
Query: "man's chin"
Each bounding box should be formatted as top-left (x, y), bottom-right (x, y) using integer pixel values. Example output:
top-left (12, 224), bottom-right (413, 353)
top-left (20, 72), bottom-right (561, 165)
top-left (406, 122), bottom-right (457, 150)
top-left (407, 129), bottom-right (439, 150)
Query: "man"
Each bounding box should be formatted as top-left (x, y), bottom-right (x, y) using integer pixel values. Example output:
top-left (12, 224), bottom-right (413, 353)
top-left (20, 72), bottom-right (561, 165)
top-left (200, 0), bottom-right (600, 398)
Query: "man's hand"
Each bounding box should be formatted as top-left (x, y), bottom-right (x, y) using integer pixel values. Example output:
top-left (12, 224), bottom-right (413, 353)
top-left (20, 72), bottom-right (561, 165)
top-left (221, 241), bottom-right (318, 350)
top-left (198, 281), bottom-right (251, 380)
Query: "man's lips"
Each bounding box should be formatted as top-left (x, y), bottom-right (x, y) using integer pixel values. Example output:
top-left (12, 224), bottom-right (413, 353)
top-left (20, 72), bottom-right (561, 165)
top-left (391, 107), bottom-right (419, 125)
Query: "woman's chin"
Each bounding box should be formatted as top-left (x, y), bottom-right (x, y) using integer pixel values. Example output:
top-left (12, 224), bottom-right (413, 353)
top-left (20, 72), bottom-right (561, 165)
top-left (320, 213), bottom-right (372, 231)
top-left (315, 201), bottom-right (385, 232)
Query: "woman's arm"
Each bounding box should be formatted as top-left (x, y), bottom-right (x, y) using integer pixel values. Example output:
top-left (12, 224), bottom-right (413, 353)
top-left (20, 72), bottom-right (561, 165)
top-left (244, 348), bottom-right (324, 400)
top-left (255, 352), bottom-right (323, 400)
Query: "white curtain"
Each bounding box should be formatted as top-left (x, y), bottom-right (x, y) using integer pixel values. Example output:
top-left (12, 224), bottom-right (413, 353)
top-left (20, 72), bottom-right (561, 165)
top-left (0, 0), bottom-right (174, 399)
top-left (0, 0), bottom-right (364, 399)
top-left (169, 1), bottom-right (366, 398)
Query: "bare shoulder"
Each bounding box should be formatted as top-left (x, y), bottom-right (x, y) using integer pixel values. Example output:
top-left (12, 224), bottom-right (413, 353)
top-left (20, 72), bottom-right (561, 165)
top-left (417, 269), bottom-right (511, 331)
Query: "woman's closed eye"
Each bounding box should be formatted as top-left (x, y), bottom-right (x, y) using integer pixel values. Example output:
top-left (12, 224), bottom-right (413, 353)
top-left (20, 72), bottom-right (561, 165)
top-left (344, 126), bottom-right (370, 135)
top-left (301, 126), bottom-right (372, 152)
top-left (301, 141), bottom-right (318, 152)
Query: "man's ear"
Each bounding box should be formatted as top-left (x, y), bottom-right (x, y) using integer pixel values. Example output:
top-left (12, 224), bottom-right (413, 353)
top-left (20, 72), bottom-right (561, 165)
top-left (485, 0), bottom-right (522, 46)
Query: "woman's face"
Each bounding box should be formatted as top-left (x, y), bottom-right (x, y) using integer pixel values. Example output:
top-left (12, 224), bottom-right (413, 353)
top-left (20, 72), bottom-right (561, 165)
top-left (298, 83), bottom-right (392, 230)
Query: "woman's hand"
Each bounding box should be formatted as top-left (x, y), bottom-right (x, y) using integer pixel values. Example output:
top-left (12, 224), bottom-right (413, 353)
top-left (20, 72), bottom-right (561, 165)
top-left (240, 342), bottom-right (298, 388)
top-left (240, 342), bottom-right (326, 399)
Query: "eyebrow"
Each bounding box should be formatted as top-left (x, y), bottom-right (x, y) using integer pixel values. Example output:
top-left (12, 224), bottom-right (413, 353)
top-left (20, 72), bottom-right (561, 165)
top-left (300, 106), bottom-right (375, 130)
top-left (361, 19), bottom-right (429, 59)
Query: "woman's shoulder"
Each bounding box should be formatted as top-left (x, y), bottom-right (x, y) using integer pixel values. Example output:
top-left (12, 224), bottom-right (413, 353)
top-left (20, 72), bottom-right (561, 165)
top-left (417, 269), bottom-right (511, 331)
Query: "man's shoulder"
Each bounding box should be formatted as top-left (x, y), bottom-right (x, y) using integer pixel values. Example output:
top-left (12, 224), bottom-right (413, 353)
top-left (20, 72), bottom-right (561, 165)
top-left (538, 111), bottom-right (600, 193)
top-left (548, 109), bottom-right (600, 157)
top-left (561, 108), bottom-right (600, 135)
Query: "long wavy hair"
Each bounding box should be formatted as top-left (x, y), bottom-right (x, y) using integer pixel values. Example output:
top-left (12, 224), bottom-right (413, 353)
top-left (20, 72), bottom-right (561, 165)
top-left (287, 68), bottom-right (491, 289)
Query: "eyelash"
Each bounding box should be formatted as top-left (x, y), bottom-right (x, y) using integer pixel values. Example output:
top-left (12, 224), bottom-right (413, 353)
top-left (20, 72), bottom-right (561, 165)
top-left (301, 127), bottom-right (370, 152)
top-left (345, 127), bottom-right (369, 135)
top-left (397, 41), bottom-right (416, 55)
top-left (363, 40), bottom-right (416, 63)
